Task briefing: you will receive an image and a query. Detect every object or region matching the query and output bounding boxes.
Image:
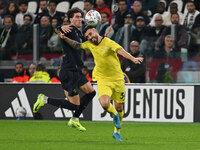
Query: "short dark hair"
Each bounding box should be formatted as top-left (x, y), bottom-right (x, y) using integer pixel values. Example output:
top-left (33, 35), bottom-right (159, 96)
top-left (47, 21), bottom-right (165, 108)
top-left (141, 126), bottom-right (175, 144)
top-left (15, 62), bottom-right (23, 67)
top-left (36, 63), bottom-right (46, 71)
top-left (186, 0), bottom-right (195, 4)
top-left (83, 25), bottom-right (95, 35)
top-left (119, 0), bottom-right (127, 4)
top-left (23, 14), bottom-right (32, 22)
top-left (84, 0), bottom-right (93, 5)
top-left (100, 11), bottom-right (109, 18)
top-left (19, 0), bottom-right (28, 6)
top-left (67, 7), bottom-right (84, 23)
top-left (48, 0), bottom-right (57, 5)
top-left (4, 15), bottom-right (14, 22)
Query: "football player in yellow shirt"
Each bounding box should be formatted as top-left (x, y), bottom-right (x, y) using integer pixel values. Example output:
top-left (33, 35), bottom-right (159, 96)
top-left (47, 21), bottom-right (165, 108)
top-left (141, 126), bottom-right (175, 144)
top-left (56, 26), bottom-right (143, 141)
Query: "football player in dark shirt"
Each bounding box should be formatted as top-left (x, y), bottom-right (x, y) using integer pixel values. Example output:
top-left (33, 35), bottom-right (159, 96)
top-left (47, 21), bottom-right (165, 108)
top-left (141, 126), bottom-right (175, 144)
top-left (33, 8), bottom-right (96, 131)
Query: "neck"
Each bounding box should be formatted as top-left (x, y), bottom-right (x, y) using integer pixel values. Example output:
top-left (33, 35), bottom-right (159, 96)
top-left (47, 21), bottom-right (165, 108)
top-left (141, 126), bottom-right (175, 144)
top-left (70, 24), bottom-right (80, 30)
top-left (165, 46), bottom-right (171, 52)
top-left (97, 36), bottom-right (103, 44)
top-left (120, 10), bottom-right (126, 14)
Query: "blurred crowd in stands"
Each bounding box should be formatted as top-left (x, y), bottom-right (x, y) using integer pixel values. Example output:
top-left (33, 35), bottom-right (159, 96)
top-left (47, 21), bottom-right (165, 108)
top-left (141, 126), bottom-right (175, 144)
top-left (0, 0), bottom-right (200, 83)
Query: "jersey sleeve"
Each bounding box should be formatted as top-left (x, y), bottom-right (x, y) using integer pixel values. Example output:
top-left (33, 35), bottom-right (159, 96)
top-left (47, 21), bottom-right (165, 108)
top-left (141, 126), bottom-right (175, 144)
top-left (109, 38), bottom-right (123, 52)
top-left (81, 41), bottom-right (90, 51)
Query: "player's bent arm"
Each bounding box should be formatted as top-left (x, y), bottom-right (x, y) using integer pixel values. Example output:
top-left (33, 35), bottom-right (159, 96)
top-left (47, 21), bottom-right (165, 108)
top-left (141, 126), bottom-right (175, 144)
top-left (55, 28), bottom-right (83, 50)
top-left (62, 36), bottom-right (82, 50)
top-left (117, 48), bottom-right (143, 64)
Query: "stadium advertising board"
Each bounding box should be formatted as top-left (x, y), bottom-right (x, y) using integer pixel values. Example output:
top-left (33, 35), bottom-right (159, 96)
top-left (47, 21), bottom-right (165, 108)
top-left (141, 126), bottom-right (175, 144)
top-left (0, 84), bottom-right (92, 120)
top-left (92, 84), bottom-right (194, 122)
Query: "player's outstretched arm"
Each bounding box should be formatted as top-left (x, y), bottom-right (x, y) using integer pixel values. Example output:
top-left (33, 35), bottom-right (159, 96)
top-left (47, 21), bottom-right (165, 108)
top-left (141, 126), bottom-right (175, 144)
top-left (55, 29), bottom-right (82, 51)
top-left (117, 48), bottom-right (143, 64)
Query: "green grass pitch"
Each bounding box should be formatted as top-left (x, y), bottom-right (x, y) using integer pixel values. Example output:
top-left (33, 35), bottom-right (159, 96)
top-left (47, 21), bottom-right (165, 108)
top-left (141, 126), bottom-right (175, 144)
top-left (0, 120), bottom-right (200, 150)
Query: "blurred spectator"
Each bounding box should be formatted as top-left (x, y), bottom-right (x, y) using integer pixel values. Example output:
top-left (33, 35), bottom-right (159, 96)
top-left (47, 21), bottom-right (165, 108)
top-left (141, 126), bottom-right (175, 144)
top-left (0, 72), bottom-right (4, 82)
top-left (162, 2), bottom-right (183, 26)
top-left (15, 0), bottom-right (35, 27)
top-left (84, 0), bottom-right (94, 16)
top-left (113, 0), bottom-right (130, 31)
top-left (4, 1), bottom-right (19, 20)
top-left (11, 62), bottom-right (29, 83)
top-left (149, 1), bottom-right (167, 26)
top-left (127, 0), bottom-right (135, 11)
top-left (51, 68), bottom-right (61, 83)
top-left (39, 16), bottom-right (52, 54)
top-left (131, 16), bottom-right (151, 43)
top-left (188, 17), bottom-right (200, 57)
top-left (154, 35), bottom-right (179, 59)
top-left (139, 0), bottom-right (159, 17)
top-left (152, 0), bottom-right (166, 15)
top-left (131, 1), bottom-right (150, 25)
top-left (95, 0), bottom-right (112, 23)
top-left (15, 14), bottom-right (33, 55)
top-left (48, 17), bottom-right (62, 53)
top-left (150, 14), bottom-right (165, 39)
top-left (62, 17), bottom-right (69, 25)
top-left (0, 0), bottom-right (9, 17)
top-left (34, 0), bottom-right (49, 24)
top-left (96, 11), bottom-right (114, 38)
top-left (193, 0), bottom-right (200, 11)
top-left (140, 14), bottom-right (166, 57)
top-left (156, 13), bottom-right (187, 51)
top-left (28, 64), bottom-right (36, 78)
top-left (0, 15), bottom-right (18, 60)
top-left (0, 16), bottom-right (2, 28)
top-left (81, 65), bottom-right (92, 82)
top-left (29, 63), bottom-right (51, 83)
top-left (48, 0), bottom-right (65, 26)
top-left (121, 41), bottom-right (145, 83)
top-left (114, 13), bottom-right (135, 47)
top-left (154, 62), bottom-right (173, 83)
top-left (182, 1), bottom-right (199, 30)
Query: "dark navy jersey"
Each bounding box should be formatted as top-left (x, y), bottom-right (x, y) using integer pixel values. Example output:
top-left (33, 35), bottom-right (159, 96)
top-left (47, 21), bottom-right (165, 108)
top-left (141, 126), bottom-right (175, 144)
top-left (60, 25), bottom-right (87, 70)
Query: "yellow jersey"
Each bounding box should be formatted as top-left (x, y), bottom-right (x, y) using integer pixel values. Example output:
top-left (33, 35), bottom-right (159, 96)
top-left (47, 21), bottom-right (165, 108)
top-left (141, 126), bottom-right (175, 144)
top-left (81, 37), bottom-right (124, 81)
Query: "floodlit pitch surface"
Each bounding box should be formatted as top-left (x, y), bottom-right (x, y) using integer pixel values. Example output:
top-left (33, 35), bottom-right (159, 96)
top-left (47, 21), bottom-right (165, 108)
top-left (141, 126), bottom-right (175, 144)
top-left (0, 120), bottom-right (200, 150)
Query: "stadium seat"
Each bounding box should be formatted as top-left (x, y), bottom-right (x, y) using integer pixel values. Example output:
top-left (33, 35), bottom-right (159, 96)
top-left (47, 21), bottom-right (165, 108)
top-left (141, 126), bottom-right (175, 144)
top-left (56, 1), bottom-right (70, 13)
top-left (71, 1), bottom-right (84, 11)
top-left (27, 1), bottom-right (38, 14)
top-left (167, 0), bottom-right (183, 13)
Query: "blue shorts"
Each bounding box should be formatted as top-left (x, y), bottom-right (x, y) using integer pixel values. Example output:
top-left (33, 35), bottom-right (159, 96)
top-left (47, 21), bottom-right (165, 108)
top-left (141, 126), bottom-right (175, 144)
top-left (59, 68), bottom-right (88, 96)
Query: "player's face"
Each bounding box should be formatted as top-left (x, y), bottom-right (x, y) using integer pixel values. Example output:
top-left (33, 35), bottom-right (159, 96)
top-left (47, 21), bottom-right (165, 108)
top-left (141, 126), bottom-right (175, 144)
top-left (84, 2), bottom-right (93, 12)
top-left (4, 18), bottom-right (13, 29)
top-left (40, 1), bottom-right (47, 11)
top-left (85, 29), bottom-right (99, 44)
top-left (130, 41), bottom-right (139, 54)
top-left (171, 14), bottom-right (179, 24)
top-left (133, 1), bottom-right (142, 13)
top-left (48, 2), bottom-right (56, 12)
top-left (187, 3), bottom-right (195, 13)
top-left (70, 13), bottom-right (83, 28)
top-left (165, 37), bottom-right (174, 48)
top-left (15, 64), bottom-right (23, 74)
top-left (154, 16), bottom-right (163, 27)
top-left (118, 1), bottom-right (127, 12)
top-left (19, 4), bottom-right (28, 13)
top-left (29, 65), bottom-right (36, 76)
top-left (100, 13), bottom-right (108, 24)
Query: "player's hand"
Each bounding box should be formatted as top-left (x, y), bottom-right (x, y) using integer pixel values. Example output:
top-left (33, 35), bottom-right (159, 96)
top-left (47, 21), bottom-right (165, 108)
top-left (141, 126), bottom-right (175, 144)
top-left (61, 25), bottom-right (72, 33)
top-left (55, 29), bottom-right (65, 39)
top-left (133, 57), bottom-right (143, 64)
